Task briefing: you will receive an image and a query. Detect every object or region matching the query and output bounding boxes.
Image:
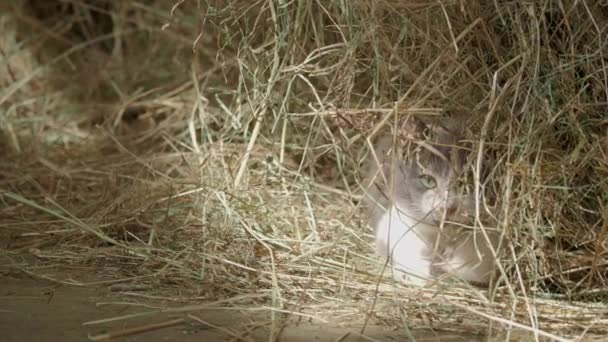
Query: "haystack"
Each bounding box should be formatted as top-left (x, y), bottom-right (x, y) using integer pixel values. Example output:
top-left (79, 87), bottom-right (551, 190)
top-left (1, 1), bottom-right (607, 340)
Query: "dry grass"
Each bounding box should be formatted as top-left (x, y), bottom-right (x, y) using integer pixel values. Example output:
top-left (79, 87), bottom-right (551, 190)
top-left (1, 0), bottom-right (608, 340)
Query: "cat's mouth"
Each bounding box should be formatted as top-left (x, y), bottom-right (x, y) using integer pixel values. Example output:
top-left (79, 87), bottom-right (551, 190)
top-left (430, 209), bottom-right (470, 225)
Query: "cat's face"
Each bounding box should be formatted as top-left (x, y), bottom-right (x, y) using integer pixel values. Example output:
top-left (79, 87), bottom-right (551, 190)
top-left (393, 120), bottom-right (472, 224)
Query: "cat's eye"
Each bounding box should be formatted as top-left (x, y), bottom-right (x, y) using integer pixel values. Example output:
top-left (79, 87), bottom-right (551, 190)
top-left (419, 175), bottom-right (437, 189)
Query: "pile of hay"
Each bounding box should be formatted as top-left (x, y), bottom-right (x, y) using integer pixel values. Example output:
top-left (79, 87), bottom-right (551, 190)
top-left (2, 0), bottom-right (607, 339)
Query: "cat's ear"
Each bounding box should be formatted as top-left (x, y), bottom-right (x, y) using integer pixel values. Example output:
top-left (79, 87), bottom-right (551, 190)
top-left (429, 117), bottom-right (471, 147)
top-left (397, 115), bottom-right (429, 139)
top-left (432, 117), bottom-right (465, 136)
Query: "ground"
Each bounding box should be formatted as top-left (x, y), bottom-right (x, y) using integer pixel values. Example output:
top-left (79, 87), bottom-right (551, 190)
top-left (1, 266), bottom-right (480, 342)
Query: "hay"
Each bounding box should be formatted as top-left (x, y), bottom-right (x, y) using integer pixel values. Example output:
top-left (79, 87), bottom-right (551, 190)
top-left (1, 0), bottom-right (608, 340)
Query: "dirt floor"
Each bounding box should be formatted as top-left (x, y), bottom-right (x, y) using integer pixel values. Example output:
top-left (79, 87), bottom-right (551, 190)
top-left (0, 267), bottom-right (482, 342)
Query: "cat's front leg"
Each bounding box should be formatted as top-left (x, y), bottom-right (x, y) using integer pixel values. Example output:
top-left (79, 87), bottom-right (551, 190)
top-left (375, 207), bottom-right (435, 285)
top-left (389, 247), bottom-right (433, 286)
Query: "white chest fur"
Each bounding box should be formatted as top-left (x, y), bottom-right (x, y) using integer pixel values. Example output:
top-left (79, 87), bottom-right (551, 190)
top-left (374, 206), bottom-right (438, 285)
top-left (374, 205), bottom-right (499, 286)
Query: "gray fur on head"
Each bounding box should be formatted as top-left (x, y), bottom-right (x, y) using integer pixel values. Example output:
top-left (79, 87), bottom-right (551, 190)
top-left (364, 117), bottom-right (472, 228)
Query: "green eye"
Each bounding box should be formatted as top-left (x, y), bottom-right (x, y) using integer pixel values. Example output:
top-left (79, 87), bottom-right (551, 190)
top-left (419, 175), bottom-right (437, 189)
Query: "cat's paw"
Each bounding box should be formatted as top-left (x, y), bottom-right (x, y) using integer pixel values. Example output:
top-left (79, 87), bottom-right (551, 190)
top-left (391, 268), bottom-right (428, 286)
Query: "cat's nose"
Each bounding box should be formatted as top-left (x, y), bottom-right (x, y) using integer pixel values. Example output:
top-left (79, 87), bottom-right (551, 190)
top-left (446, 205), bottom-right (458, 216)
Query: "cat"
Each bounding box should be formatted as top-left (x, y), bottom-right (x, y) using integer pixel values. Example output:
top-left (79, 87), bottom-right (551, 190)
top-left (363, 117), bottom-right (499, 286)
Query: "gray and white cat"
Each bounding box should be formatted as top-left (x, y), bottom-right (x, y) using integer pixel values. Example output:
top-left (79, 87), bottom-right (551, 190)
top-left (364, 118), bottom-right (498, 286)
